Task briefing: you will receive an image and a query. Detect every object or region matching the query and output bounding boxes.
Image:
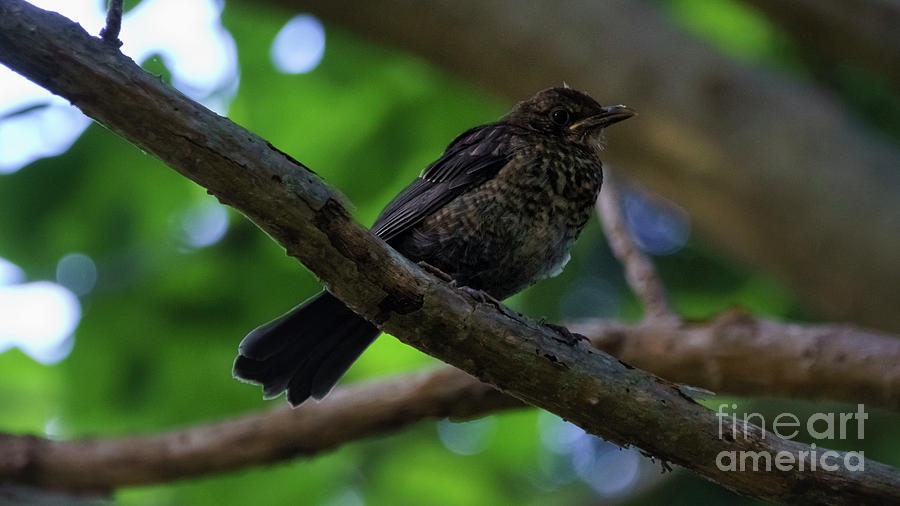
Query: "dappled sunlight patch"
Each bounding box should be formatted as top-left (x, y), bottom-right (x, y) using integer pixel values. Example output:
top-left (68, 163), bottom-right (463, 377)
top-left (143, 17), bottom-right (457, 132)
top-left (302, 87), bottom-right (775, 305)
top-left (0, 0), bottom-right (239, 172)
top-left (173, 199), bottom-right (230, 249)
top-left (0, 265), bottom-right (80, 364)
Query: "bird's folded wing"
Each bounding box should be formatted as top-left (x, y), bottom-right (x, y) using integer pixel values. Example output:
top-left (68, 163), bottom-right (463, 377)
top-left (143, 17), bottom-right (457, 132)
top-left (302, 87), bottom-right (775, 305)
top-left (370, 122), bottom-right (514, 242)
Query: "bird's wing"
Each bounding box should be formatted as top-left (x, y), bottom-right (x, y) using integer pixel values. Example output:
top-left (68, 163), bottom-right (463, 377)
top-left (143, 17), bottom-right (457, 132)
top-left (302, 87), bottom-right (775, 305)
top-left (371, 122), bottom-right (514, 242)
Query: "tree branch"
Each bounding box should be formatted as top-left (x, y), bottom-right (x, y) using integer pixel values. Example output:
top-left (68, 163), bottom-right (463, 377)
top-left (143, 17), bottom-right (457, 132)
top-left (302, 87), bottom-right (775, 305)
top-left (596, 171), bottom-right (677, 323)
top-left (1, 315), bottom-right (898, 491)
top-left (99, 0), bottom-right (123, 46)
top-left (0, 1), bottom-right (898, 503)
top-left (576, 313), bottom-right (900, 412)
top-left (286, 0), bottom-right (900, 334)
top-left (591, 170), bottom-right (900, 410)
top-left (0, 368), bottom-right (518, 491)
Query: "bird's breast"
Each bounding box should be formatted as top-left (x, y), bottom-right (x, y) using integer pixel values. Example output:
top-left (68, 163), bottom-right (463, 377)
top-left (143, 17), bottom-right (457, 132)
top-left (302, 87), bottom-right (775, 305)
top-left (396, 147), bottom-right (602, 299)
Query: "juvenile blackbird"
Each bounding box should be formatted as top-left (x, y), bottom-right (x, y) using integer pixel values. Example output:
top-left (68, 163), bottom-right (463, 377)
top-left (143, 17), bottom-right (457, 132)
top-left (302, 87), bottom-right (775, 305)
top-left (234, 87), bottom-right (634, 406)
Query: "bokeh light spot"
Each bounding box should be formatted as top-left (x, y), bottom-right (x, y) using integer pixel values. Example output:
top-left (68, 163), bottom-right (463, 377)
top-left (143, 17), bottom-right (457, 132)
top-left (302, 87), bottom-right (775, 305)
top-left (437, 416), bottom-right (496, 456)
top-left (322, 488), bottom-right (364, 506)
top-left (624, 187), bottom-right (691, 256)
top-left (0, 280), bottom-right (80, 364)
top-left (44, 416), bottom-right (65, 439)
top-left (0, 0), bottom-right (239, 173)
top-left (0, 104), bottom-right (91, 174)
top-left (271, 14), bottom-right (326, 74)
top-left (559, 279), bottom-right (620, 319)
top-left (56, 253), bottom-right (98, 296)
top-left (538, 410), bottom-right (585, 454)
top-left (0, 257), bottom-right (26, 286)
top-left (176, 200), bottom-right (230, 248)
top-left (571, 438), bottom-right (641, 496)
top-left (538, 412), bottom-right (645, 497)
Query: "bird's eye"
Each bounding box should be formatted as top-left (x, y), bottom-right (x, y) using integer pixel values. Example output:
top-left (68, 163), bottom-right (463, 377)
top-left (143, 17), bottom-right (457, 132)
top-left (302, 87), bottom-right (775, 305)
top-left (550, 108), bottom-right (570, 126)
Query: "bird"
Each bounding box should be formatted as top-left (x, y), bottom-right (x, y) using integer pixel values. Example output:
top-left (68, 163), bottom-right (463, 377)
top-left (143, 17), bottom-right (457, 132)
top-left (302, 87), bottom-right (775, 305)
top-left (233, 87), bottom-right (634, 406)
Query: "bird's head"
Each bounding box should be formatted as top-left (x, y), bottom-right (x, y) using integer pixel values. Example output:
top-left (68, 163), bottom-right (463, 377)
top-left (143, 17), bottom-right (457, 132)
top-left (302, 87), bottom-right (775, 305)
top-left (506, 87), bottom-right (634, 149)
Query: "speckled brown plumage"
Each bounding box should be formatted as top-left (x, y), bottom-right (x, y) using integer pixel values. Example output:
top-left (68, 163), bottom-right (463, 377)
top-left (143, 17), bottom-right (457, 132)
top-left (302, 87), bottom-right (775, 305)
top-left (235, 88), bottom-right (634, 406)
top-left (394, 132), bottom-right (603, 298)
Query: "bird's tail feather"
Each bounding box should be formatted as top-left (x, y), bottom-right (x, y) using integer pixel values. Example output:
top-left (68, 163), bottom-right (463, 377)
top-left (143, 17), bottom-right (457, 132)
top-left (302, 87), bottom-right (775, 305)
top-left (233, 291), bottom-right (379, 406)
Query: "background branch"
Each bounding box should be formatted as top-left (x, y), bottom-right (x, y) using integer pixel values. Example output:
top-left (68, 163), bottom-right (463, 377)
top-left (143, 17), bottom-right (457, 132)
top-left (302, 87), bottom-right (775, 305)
top-left (0, 368), bottom-right (517, 491)
top-left (1, 1), bottom-right (898, 503)
top-left (577, 314), bottom-right (900, 411)
top-left (2, 314), bottom-right (897, 490)
top-left (591, 168), bottom-right (900, 410)
top-left (596, 171), bottom-right (677, 323)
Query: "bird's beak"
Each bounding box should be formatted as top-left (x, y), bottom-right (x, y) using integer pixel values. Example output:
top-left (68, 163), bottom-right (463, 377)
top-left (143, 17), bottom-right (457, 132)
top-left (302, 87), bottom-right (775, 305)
top-left (569, 105), bottom-right (635, 131)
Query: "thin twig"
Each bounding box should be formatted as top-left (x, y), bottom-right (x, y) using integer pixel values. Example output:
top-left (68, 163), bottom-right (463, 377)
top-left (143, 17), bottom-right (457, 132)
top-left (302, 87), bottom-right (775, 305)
top-left (99, 0), bottom-right (123, 47)
top-left (597, 171), bottom-right (678, 323)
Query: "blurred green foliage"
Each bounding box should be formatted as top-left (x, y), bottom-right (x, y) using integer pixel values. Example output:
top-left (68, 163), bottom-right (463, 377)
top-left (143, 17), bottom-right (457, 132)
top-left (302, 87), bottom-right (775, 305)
top-left (658, 0), bottom-right (804, 69)
top-left (655, 0), bottom-right (900, 140)
top-left (1, 1), bottom-right (898, 505)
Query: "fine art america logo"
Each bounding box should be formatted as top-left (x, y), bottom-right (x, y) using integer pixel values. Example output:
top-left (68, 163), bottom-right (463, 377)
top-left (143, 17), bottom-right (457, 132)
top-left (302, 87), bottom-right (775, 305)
top-left (716, 404), bottom-right (867, 472)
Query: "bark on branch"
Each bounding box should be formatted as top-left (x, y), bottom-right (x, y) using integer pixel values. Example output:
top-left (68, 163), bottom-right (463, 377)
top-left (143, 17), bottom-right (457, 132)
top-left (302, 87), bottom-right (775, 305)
top-left (0, 368), bottom-right (518, 491)
top-left (591, 170), bottom-right (900, 410)
top-left (2, 317), bottom-right (898, 491)
top-left (577, 314), bottom-right (900, 412)
top-left (0, 1), bottom-right (898, 503)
